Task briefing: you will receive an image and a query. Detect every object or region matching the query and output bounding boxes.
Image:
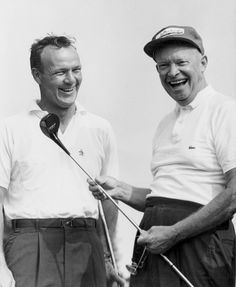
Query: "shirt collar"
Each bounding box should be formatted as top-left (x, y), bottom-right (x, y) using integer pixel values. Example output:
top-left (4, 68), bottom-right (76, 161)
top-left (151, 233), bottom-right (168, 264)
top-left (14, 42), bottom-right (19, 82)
top-left (175, 85), bottom-right (213, 113)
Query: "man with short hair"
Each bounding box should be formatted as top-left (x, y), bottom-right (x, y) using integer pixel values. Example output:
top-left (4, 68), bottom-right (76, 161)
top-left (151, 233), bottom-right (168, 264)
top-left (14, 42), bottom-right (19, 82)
top-left (0, 35), bottom-right (124, 287)
top-left (89, 26), bottom-right (236, 287)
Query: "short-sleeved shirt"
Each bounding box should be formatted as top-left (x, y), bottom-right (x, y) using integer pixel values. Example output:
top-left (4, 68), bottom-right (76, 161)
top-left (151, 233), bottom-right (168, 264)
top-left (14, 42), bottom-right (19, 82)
top-left (149, 86), bottom-right (236, 205)
top-left (0, 101), bottom-right (118, 219)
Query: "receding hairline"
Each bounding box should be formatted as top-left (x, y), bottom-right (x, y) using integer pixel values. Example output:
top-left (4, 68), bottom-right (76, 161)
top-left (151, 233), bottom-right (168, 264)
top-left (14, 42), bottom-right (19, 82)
top-left (38, 45), bottom-right (81, 70)
top-left (30, 35), bottom-right (78, 72)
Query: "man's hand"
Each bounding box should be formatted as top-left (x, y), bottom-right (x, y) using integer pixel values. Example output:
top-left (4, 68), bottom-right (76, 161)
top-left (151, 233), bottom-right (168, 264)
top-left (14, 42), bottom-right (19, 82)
top-left (137, 226), bottom-right (178, 254)
top-left (105, 260), bottom-right (125, 287)
top-left (0, 264), bottom-right (15, 287)
top-left (87, 176), bottom-right (119, 201)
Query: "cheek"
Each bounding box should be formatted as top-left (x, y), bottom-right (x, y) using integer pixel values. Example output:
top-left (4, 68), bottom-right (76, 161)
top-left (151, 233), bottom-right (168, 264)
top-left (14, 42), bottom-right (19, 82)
top-left (44, 85), bottom-right (59, 99)
top-left (158, 73), bottom-right (166, 84)
top-left (76, 75), bottom-right (82, 84)
top-left (46, 85), bottom-right (57, 94)
top-left (191, 70), bottom-right (202, 84)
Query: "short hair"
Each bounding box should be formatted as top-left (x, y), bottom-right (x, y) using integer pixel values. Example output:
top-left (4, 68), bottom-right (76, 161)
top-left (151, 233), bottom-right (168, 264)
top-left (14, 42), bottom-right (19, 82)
top-left (30, 35), bottom-right (76, 72)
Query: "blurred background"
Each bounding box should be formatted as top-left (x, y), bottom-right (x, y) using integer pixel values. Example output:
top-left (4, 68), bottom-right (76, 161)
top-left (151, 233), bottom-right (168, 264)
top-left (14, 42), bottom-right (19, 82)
top-left (0, 0), bottom-right (236, 279)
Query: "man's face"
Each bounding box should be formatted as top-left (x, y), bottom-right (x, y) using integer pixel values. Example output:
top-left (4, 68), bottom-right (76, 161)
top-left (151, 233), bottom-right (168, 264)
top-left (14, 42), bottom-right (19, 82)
top-left (36, 45), bottom-right (82, 110)
top-left (154, 42), bottom-right (207, 106)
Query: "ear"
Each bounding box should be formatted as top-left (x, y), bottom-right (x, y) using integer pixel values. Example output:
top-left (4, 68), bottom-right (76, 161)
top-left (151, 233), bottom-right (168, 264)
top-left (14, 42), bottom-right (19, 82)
top-left (31, 68), bottom-right (42, 85)
top-left (200, 55), bottom-right (208, 72)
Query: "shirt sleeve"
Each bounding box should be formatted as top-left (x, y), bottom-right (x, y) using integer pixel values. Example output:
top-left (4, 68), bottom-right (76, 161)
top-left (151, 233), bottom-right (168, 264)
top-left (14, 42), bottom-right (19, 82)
top-left (213, 100), bottom-right (236, 173)
top-left (0, 120), bottom-right (12, 189)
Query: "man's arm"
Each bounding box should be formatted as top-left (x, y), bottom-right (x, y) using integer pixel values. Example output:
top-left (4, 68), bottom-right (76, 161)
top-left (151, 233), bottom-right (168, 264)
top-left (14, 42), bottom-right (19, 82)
top-left (0, 187), bottom-right (15, 287)
top-left (138, 168), bottom-right (236, 254)
top-left (88, 176), bottom-right (151, 212)
top-left (117, 182), bottom-right (150, 212)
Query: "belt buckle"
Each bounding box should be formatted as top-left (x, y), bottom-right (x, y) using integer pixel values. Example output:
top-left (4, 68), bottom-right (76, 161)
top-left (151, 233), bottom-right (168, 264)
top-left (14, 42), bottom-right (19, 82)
top-left (62, 218), bottom-right (73, 227)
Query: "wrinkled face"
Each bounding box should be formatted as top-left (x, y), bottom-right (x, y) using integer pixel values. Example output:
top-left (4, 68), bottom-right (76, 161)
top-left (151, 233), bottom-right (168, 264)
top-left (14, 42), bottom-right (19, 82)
top-left (154, 42), bottom-right (207, 106)
top-left (34, 45), bottom-right (82, 110)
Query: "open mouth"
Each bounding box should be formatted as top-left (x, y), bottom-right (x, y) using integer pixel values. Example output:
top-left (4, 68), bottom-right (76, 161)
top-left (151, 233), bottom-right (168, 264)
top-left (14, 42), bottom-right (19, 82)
top-left (169, 79), bottom-right (188, 88)
top-left (59, 87), bottom-right (75, 93)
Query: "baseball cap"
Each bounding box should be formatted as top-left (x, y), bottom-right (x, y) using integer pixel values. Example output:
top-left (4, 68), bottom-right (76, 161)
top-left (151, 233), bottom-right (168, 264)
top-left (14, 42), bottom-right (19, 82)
top-left (144, 25), bottom-right (204, 58)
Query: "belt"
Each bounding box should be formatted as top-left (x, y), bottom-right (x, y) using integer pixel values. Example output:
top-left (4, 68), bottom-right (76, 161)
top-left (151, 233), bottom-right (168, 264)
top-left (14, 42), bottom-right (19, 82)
top-left (146, 196), bottom-right (203, 210)
top-left (11, 218), bottom-right (96, 230)
top-left (145, 197), bottom-right (230, 231)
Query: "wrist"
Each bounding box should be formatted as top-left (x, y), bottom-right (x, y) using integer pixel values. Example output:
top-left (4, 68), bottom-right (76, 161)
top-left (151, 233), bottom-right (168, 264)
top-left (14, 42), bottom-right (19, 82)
top-left (172, 222), bottom-right (186, 243)
top-left (116, 181), bottom-right (132, 202)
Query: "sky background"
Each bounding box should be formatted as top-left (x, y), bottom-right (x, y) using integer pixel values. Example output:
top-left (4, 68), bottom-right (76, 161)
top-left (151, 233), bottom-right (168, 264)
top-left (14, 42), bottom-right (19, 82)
top-left (1, 0), bottom-right (236, 277)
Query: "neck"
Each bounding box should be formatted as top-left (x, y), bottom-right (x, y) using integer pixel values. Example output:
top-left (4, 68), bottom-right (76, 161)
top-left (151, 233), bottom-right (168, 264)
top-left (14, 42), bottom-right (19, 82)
top-left (198, 78), bottom-right (208, 92)
top-left (38, 101), bottom-right (76, 133)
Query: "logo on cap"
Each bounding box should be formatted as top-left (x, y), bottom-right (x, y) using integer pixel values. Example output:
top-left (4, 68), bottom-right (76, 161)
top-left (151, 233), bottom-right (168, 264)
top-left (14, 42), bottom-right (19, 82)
top-left (155, 27), bottom-right (185, 40)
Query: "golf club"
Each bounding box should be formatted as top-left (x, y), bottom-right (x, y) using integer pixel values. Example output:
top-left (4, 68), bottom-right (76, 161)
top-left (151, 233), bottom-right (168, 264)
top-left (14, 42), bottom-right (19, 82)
top-left (40, 113), bottom-right (141, 231)
top-left (40, 113), bottom-right (194, 287)
top-left (40, 113), bottom-right (118, 271)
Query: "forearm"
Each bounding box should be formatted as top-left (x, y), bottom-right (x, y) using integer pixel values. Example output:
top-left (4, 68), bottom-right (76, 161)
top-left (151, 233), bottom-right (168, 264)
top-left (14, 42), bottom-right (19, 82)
top-left (115, 181), bottom-right (151, 212)
top-left (174, 170), bottom-right (236, 242)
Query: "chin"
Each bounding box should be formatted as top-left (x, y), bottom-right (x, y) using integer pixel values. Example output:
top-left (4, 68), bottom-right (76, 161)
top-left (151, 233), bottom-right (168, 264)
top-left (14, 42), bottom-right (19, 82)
top-left (58, 96), bottom-right (77, 107)
top-left (56, 100), bottom-right (75, 110)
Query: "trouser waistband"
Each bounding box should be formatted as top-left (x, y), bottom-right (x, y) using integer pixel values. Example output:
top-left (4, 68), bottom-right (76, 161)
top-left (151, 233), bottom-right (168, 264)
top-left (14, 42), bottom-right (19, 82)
top-left (11, 218), bottom-right (96, 230)
top-left (146, 196), bottom-right (203, 209)
top-left (145, 196), bottom-right (230, 230)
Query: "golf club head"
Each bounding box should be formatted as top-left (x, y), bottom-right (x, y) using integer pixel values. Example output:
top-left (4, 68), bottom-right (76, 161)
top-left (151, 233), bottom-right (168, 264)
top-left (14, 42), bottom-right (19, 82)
top-left (40, 113), bottom-right (70, 155)
top-left (40, 113), bottom-right (60, 139)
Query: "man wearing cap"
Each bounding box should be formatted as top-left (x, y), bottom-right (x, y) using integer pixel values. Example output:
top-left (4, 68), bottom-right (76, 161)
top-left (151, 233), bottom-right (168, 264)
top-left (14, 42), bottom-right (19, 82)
top-left (89, 25), bottom-right (236, 287)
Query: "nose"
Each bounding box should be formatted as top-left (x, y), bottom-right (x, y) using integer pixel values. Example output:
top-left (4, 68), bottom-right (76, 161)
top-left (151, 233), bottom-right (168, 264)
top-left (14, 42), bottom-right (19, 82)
top-left (64, 71), bottom-right (76, 85)
top-left (168, 63), bottom-right (179, 77)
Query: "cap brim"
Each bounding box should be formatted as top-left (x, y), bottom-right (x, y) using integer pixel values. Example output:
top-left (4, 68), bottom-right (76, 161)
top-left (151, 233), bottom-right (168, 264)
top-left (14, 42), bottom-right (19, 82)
top-left (144, 37), bottom-right (202, 58)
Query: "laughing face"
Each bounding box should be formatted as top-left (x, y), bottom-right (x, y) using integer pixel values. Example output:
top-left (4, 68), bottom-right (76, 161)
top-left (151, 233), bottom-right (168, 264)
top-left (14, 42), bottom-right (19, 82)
top-left (33, 45), bottom-right (82, 111)
top-left (154, 42), bottom-right (207, 106)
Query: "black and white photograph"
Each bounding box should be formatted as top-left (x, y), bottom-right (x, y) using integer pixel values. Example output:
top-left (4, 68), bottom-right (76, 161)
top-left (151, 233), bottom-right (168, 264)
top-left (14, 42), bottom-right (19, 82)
top-left (0, 1), bottom-right (236, 286)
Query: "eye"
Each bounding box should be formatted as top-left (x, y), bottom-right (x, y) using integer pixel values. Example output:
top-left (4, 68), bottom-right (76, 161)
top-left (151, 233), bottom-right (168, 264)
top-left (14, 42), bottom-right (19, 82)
top-left (73, 68), bottom-right (81, 73)
top-left (73, 66), bottom-right (82, 73)
top-left (157, 63), bottom-right (169, 70)
top-left (54, 70), bottom-right (65, 76)
top-left (178, 60), bottom-right (188, 66)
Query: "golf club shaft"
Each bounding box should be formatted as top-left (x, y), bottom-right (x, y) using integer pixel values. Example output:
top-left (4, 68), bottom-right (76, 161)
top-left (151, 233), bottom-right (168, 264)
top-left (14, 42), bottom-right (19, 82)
top-left (52, 132), bottom-right (142, 231)
top-left (98, 201), bottom-right (118, 272)
top-left (161, 254), bottom-right (194, 287)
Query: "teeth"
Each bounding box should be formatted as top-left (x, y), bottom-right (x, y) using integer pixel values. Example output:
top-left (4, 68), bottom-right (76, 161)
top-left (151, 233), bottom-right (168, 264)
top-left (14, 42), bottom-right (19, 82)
top-left (61, 88), bottom-right (74, 92)
top-left (170, 79), bottom-right (186, 85)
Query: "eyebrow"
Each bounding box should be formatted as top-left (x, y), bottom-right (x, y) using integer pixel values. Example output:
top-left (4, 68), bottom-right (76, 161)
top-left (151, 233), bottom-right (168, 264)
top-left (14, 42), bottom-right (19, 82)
top-left (53, 65), bottom-right (82, 72)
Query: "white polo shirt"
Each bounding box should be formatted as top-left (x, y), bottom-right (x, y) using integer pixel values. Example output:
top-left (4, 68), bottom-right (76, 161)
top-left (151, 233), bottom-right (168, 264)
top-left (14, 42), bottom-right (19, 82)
top-left (0, 101), bottom-right (118, 219)
top-left (149, 86), bottom-right (236, 205)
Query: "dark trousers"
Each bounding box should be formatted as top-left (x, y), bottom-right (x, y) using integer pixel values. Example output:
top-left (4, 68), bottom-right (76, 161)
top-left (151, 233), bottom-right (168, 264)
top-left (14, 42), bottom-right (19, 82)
top-left (130, 197), bottom-right (235, 287)
top-left (4, 218), bottom-right (106, 287)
